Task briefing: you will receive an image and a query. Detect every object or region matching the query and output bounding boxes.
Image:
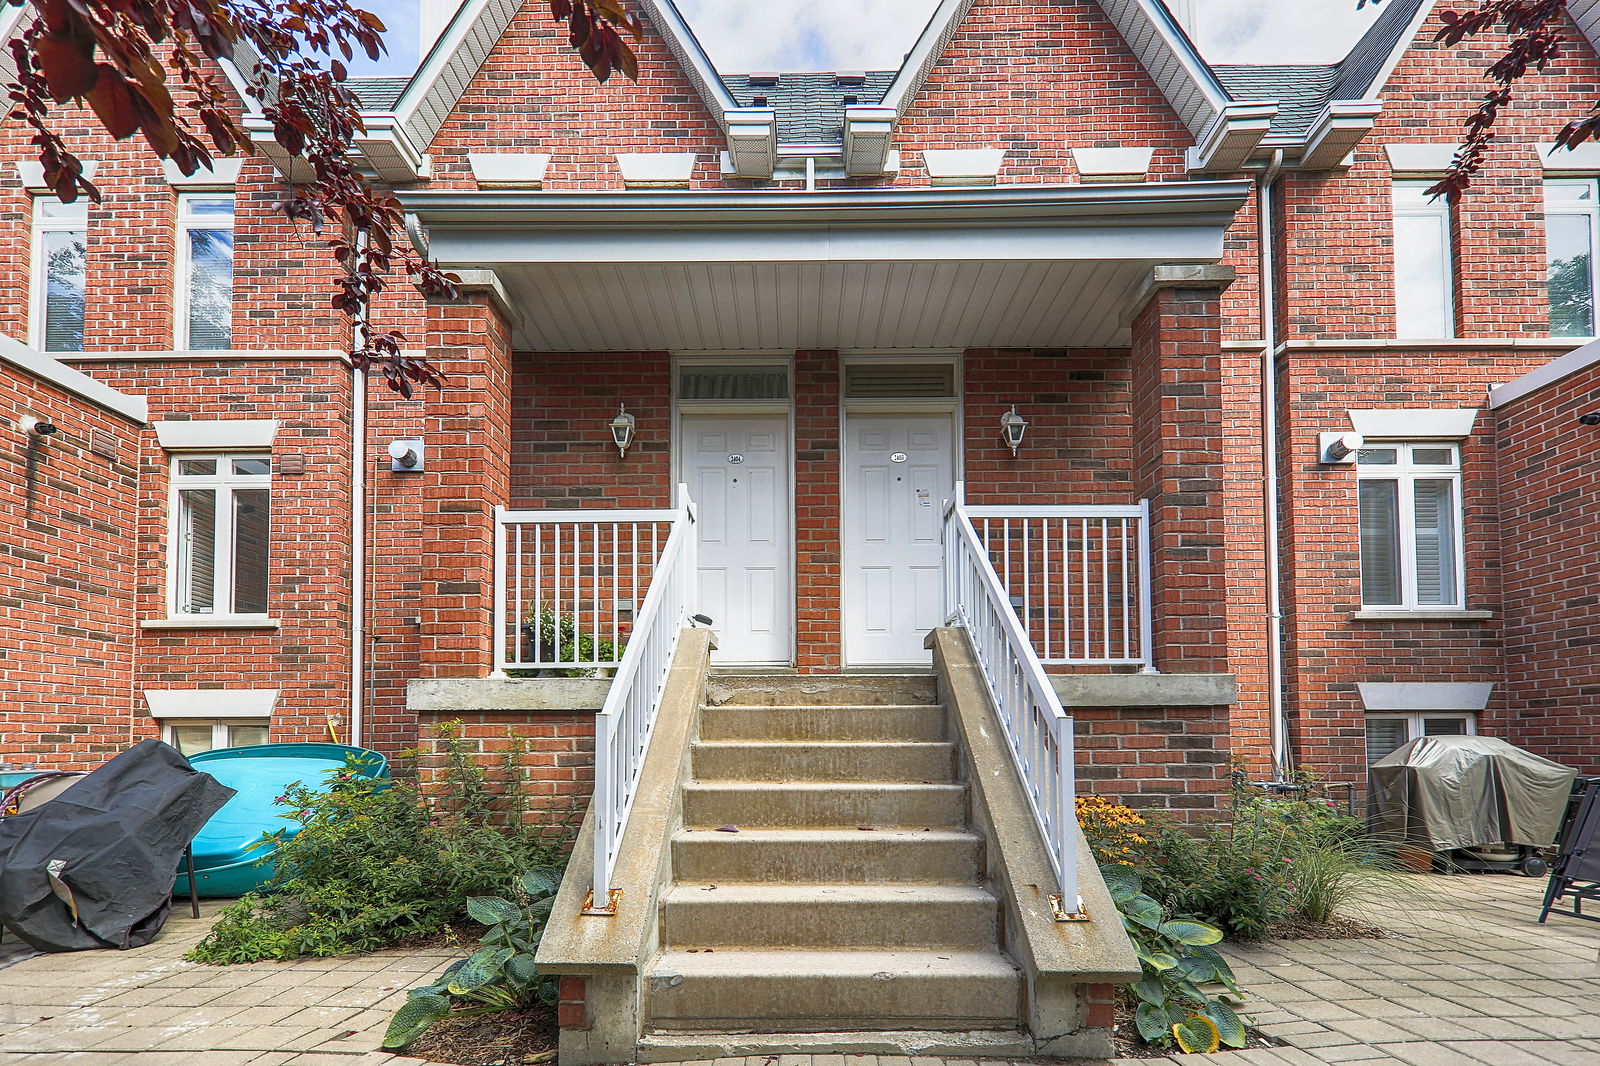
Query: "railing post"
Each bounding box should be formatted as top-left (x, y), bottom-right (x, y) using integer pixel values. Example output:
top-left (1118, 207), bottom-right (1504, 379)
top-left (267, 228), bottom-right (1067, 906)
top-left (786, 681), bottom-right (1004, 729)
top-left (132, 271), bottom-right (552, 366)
top-left (1138, 497), bottom-right (1157, 674)
top-left (590, 712), bottom-right (614, 905)
top-left (491, 506), bottom-right (508, 677)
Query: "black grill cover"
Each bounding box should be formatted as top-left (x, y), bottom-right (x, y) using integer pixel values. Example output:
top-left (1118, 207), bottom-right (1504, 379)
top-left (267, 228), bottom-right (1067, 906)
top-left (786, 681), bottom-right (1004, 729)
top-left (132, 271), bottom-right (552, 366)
top-left (1370, 735), bottom-right (1577, 852)
top-left (0, 740), bottom-right (236, 951)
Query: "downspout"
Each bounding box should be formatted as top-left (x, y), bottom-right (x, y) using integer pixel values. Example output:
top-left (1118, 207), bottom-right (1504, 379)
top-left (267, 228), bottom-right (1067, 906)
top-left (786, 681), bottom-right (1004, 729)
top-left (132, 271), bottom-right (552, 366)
top-left (350, 363), bottom-right (367, 749)
top-left (1257, 150), bottom-right (1289, 779)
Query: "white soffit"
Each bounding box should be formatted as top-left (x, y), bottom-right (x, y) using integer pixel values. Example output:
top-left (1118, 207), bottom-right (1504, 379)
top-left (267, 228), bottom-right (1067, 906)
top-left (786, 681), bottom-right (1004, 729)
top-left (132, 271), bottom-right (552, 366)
top-left (1384, 142), bottom-right (1458, 175)
top-left (1358, 682), bottom-right (1493, 712)
top-left (155, 419), bottom-right (278, 450)
top-left (144, 689), bottom-right (279, 719)
top-left (162, 158), bottom-right (243, 187)
top-left (616, 152), bottom-right (698, 188)
top-left (468, 152), bottom-right (552, 188)
top-left (921, 149), bottom-right (1006, 185)
top-left (1348, 408), bottom-right (1478, 439)
top-left (1536, 142), bottom-right (1600, 173)
top-left (1072, 146), bottom-right (1155, 181)
top-left (15, 160), bottom-right (97, 192)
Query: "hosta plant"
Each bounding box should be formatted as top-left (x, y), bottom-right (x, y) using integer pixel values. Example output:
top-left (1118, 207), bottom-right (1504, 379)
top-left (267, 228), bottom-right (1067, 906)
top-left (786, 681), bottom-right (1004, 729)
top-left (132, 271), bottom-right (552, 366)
top-left (1102, 864), bottom-right (1249, 1055)
top-left (383, 867), bottom-right (564, 1050)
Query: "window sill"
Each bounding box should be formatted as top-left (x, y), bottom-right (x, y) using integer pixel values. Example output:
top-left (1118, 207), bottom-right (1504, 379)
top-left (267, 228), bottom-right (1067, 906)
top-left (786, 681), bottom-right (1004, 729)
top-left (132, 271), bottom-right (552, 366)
top-left (141, 616), bottom-right (281, 630)
top-left (1349, 609), bottom-right (1493, 623)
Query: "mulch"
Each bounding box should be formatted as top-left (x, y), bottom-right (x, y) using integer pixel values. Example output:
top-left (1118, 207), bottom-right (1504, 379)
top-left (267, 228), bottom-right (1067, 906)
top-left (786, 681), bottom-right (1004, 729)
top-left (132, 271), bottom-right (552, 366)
top-left (404, 1003), bottom-right (558, 1066)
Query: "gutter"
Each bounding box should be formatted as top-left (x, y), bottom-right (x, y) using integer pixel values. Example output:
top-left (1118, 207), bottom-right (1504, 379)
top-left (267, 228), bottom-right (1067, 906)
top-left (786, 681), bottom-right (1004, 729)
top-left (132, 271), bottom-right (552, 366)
top-left (395, 181), bottom-right (1254, 229)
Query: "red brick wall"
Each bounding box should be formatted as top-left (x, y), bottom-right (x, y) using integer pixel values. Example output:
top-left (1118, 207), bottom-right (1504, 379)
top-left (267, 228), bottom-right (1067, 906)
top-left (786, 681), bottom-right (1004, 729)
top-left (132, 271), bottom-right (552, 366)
top-left (1494, 354), bottom-right (1600, 773)
top-left (0, 362), bottom-right (141, 770)
top-left (1272, 346), bottom-right (1562, 787)
top-left (414, 711), bottom-right (596, 828)
top-left (1075, 705), bottom-right (1231, 820)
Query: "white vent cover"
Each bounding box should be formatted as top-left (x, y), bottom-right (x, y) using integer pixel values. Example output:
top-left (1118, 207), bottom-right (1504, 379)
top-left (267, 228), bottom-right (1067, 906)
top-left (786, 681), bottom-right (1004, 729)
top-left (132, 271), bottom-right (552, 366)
top-left (844, 362), bottom-right (956, 398)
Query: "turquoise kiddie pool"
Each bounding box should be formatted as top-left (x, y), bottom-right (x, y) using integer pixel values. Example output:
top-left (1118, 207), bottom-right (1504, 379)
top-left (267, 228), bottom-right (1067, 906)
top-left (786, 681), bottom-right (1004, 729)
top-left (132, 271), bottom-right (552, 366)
top-left (174, 743), bottom-right (389, 898)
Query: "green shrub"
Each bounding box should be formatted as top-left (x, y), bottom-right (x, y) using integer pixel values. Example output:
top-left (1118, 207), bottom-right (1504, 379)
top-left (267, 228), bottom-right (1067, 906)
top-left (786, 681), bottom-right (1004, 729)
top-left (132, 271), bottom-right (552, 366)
top-left (187, 729), bottom-right (577, 964)
top-left (1103, 864), bottom-right (1248, 1054)
top-left (510, 606), bottom-right (623, 677)
top-left (383, 867), bottom-right (562, 1050)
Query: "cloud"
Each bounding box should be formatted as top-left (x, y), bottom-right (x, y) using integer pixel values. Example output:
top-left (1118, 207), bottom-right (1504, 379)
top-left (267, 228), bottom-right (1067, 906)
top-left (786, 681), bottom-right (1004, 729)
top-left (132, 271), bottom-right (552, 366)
top-left (675, 0), bottom-right (937, 72)
top-left (1189, 0), bottom-right (1384, 64)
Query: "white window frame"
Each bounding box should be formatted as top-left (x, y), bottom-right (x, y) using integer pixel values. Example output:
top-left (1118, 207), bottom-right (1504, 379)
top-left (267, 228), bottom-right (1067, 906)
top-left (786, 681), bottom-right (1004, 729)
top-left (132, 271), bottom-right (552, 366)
top-left (1544, 178), bottom-right (1600, 340)
top-left (174, 193), bottom-right (235, 350)
top-left (1392, 181), bottom-right (1455, 339)
top-left (167, 451), bottom-right (271, 620)
top-left (29, 196), bottom-right (88, 352)
top-left (161, 719), bottom-right (271, 754)
top-left (1356, 442), bottom-right (1466, 610)
top-left (1364, 712), bottom-right (1477, 764)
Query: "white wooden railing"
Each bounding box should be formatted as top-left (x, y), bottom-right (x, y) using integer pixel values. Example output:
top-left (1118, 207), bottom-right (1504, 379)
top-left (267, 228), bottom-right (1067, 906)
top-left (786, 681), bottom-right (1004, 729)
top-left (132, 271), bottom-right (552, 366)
top-left (967, 502), bottom-right (1153, 669)
top-left (586, 487), bottom-right (697, 907)
top-left (493, 506), bottom-right (681, 673)
top-left (944, 483), bottom-right (1081, 912)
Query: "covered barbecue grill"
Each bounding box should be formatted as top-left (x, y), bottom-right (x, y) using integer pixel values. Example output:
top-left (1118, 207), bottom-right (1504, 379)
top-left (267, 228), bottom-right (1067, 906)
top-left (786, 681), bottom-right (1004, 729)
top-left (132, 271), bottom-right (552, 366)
top-left (1369, 735), bottom-right (1577, 874)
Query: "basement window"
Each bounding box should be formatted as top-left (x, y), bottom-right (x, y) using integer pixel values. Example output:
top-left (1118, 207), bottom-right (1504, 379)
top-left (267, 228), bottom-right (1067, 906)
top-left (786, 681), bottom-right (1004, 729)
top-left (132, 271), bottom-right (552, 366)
top-left (1365, 713), bottom-right (1475, 764)
top-left (164, 719), bottom-right (270, 755)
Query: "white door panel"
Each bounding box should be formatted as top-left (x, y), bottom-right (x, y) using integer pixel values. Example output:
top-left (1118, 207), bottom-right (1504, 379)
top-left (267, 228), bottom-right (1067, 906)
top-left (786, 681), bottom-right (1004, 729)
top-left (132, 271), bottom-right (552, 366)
top-left (844, 413), bottom-right (955, 665)
top-left (680, 414), bottom-right (792, 664)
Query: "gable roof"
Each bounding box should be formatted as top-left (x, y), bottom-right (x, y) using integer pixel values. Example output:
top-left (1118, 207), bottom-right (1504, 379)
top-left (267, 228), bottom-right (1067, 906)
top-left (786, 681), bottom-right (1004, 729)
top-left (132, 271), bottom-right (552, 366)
top-left (722, 72), bottom-right (897, 144)
top-left (1213, 64), bottom-right (1338, 140)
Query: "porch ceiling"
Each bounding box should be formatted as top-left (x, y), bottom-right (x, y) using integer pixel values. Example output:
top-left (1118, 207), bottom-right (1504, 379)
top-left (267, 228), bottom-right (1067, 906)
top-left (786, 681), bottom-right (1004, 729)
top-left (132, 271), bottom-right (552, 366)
top-left (398, 183), bottom-right (1251, 352)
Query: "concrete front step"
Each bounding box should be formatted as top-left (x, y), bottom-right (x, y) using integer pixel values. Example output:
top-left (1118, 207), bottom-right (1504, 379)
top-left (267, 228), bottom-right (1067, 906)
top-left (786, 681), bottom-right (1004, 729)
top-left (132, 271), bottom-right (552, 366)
top-left (705, 674), bottom-right (938, 707)
top-left (691, 740), bottom-right (955, 783)
top-left (681, 781), bottom-right (967, 829)
top-left (671, 828), bottom-right (982, 883)
top-left (636, 1028), bottom-right (1036, 1062)
top-left (699, 703), bottom-right (948, 742)
top-left (661, 883), bottom-right (998, 949)
top-left (645, 948), bottom-right (1022, 1031)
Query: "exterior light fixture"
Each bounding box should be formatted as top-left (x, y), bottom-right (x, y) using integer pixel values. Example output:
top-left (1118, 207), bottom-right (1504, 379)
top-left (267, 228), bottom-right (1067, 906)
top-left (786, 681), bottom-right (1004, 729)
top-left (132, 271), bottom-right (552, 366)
top-left (1580, 412), bottom-right (1600, 426)
top-left (609, 404), bottom-right (637, 458)
top-left (999, 405), bottom-right (1028, 457)
top-left (1319, 431), bottom-right (1364, 464)
top-left (20, 416), bottom-right (57, 437)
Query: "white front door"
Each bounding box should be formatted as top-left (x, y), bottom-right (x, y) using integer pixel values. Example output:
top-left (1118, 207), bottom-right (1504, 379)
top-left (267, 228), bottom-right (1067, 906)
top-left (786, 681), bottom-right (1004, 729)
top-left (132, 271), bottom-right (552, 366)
top-left (843, 413), bottom-right (955, 665)
top-left (680, 413), bottom-right (793, 664)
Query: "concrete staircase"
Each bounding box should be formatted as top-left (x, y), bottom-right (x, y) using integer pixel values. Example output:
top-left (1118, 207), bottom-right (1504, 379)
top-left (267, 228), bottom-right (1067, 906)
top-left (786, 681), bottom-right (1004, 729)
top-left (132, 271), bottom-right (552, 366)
top-left (641, 675), bottom-right (1027, 1056)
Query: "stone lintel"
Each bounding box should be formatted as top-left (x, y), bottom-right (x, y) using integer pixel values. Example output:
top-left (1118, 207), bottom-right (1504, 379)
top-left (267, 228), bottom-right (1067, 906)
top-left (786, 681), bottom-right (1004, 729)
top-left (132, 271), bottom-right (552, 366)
top-left (1051, 672), bottom-right (1237, 708)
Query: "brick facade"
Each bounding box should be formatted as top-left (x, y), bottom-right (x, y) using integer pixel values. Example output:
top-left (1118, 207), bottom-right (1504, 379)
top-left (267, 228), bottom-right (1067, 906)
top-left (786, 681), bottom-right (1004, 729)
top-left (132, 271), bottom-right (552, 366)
top-left (6, 0), bottom-right (1600, 809)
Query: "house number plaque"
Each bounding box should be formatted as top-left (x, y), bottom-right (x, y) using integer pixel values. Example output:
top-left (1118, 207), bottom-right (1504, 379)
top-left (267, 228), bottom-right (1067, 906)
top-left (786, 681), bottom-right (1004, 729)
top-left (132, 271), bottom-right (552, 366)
top-left (890, 452), bottom-right (908, 463)
top-left (727, 454), bottom-right (744, 464)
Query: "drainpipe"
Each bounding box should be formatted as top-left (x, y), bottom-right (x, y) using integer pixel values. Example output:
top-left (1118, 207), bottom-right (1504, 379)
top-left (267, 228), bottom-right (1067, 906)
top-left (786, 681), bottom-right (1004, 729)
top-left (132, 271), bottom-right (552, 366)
top-left (1257, 151), bottom-right (1289, 779)
top-left (350, 363), bottom-right (367, 749)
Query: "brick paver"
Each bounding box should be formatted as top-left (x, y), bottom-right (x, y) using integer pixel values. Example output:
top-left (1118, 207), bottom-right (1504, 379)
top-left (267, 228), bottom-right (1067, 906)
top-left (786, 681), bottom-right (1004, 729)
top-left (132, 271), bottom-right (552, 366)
top-left (0, 873), bottom-right (1595, 1064)
top-left (0, 902), bottom-right (451, 1065)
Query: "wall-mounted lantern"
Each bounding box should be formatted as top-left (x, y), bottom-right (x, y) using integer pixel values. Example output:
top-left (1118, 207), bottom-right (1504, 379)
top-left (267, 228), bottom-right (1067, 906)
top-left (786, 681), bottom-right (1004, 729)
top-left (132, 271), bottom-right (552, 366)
top-left (999, 405), bottom-right (1028, 458)
top-left (609, 404), bottom-right (637, 459)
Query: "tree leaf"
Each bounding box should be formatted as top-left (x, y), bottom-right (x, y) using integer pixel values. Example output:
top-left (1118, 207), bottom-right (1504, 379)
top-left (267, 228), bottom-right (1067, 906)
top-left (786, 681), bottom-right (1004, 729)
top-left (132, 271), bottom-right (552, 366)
top-left (465, 896), bottom-right (521, 926)
top-left (1099, 864), bottom-right (1142, 903)
top-left (1159, 919), bottom-right (1224, 946)
top-left (1124, 895), bottom-right (1164, 930)
top-left (382, 992), bottom-right (449, 1049)
top-left (1134, 1002), bottom-right (1170, 1043)
top-left (1173, 1014), bottom-right (1221, 1054)
top-left (520, 866), bottom-right (562, 898)
top-left (1200, 1000), bottom-right (1248, 1049)
top-left (446, 946), bottom-right (512, 993)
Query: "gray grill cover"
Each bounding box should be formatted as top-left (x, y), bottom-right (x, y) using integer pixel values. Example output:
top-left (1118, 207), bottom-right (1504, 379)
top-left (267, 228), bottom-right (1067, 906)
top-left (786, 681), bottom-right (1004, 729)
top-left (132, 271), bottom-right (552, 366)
top-left (1370, 735), bottom-right (1577, 852)
top-left (0, 740), bottom-right (235, 951)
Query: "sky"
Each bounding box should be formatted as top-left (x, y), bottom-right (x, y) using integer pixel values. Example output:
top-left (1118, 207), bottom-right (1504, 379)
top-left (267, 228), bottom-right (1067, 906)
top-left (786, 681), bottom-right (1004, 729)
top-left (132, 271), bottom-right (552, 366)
top-left (344, 0), bottom-right (1391, 77)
